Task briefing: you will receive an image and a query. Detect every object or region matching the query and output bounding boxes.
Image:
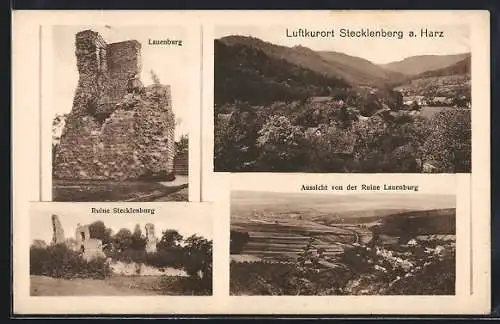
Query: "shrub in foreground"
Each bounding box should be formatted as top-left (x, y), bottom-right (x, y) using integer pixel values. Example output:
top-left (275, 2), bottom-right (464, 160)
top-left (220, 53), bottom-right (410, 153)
top-left (30, 243), bottom-right (111, 280)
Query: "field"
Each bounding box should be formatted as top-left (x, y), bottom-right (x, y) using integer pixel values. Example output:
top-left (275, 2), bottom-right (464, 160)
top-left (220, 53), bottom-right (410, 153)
top-left (230, 191), bottom-right (456, 295)
top-left (231, 191), bottom-right (455, 262)
top-left (31, 274), bottom-right (210, 296)
top-left (53, 180), bottom-right (188, 202)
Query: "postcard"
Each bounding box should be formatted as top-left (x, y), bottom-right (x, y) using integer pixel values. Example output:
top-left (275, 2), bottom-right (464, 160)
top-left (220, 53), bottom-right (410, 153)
top-left (12, 10), bottom-right (490, 315)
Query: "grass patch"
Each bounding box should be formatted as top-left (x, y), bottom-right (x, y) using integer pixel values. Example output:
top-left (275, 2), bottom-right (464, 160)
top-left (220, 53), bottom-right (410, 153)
top-left (53, 179), bottom-right (188, 202)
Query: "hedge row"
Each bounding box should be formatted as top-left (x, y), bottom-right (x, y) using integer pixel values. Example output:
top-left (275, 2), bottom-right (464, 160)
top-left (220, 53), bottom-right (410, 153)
top-left (30, 243), bottom-right (111, 280)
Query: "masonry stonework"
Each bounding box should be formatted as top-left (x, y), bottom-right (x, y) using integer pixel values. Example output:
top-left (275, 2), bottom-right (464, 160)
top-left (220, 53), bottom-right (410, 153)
top-left (145, 223), bottom-right (158, 254)
top-left (51, 214), bottom-right (65, 245)
top-left (75, 223), bottom-right (106, 261)
top-left (54, 30), bottom-right (176, 181)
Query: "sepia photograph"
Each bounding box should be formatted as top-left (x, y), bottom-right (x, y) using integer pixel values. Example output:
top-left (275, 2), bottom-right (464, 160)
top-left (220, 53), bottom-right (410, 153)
top-left (230, 190), bottom-right (456, 296)
top-left (29, 203), bottom-right (213, 296)
top-left (12, 10), bottom-right (491, 315)
top-left (213, 26), bottom-right (471, 173)
top-left (51, 26), bottom-right (191, 202)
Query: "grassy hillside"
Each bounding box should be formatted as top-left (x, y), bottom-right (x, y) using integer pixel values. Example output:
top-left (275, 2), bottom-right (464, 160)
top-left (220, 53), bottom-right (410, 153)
top-left (380, 53), bottom-right (470, 76)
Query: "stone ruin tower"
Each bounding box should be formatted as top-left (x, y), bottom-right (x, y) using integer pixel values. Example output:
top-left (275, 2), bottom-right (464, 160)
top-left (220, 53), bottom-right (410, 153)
top-left (51, 214), bottom-right (65, 245)
top-left (53, 30), bottom-right (176, 181)
top-left (75, 223), bottom-right (106, 261)
top-left (144, 223), bottom-right (158, 253)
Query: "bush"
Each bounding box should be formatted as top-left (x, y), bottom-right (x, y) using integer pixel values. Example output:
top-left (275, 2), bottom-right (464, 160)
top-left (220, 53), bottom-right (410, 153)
top-left (182, 235), bottom-right (213, 284)
top-left (145, 248), bottom-right (185, 269)
top-left (30, 243), bottom-right (111, 280)
top-left (230, 238), bottom-right (456, 296)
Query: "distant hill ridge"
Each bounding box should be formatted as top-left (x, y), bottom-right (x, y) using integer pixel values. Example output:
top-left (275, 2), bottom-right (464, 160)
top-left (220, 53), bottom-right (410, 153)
top-left (215, 35), bottom-right (471, 105)
top-left (413, 55), bottom-right (471, 79)
top-left (380, 53), bottom-right (471, 76)
top-left (219, 35), bottom-right (404, 87)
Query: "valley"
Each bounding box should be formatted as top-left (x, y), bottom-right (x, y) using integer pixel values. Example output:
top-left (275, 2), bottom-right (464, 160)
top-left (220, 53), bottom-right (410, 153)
top-left (229, 191), bottom-right (457, 296)
top-left (214, 35), bottom-right (471, 173)
top-left (230, 191), bottom-right (455, 263)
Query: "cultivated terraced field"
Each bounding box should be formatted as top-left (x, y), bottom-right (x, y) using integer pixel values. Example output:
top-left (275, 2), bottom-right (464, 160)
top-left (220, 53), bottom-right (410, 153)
top-left (230, 192), bottom-right (455, 262)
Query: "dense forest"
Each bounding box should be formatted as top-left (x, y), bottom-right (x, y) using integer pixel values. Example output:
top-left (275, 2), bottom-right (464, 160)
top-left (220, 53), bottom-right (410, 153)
top-left (214, 36), bottom-right (471, 173)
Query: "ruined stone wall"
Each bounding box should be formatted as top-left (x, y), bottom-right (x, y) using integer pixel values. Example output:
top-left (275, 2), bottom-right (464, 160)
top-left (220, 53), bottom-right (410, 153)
top-left (145, 223), bottom-right (157, 253)
top-left (74, 224), bottom-right (105, 261)
top-left (100, 40), bottom-right (142, 108)
top-left (54, 30), bottom-right (176, 181)
top-left (81, 239), bottom-right (106, 261)
top-left (75, 224), bottom-right (91, 242)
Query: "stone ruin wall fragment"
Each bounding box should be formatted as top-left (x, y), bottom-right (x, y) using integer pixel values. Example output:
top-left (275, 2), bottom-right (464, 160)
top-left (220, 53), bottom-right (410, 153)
top-left (54, 30), bottom-right (176, 181)
top-left (51, 214), bottom-right (65, 245)
top-left (145, 223), bottom-right (158, 254)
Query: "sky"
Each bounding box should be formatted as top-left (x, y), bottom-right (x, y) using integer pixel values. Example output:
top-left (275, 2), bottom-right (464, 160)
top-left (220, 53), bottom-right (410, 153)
top-left (214, 24), bottom-right (470, 64)
top-left (52, 26), bottom-right (190, 139)
top-left (30, 205), bottom-right (213, 245)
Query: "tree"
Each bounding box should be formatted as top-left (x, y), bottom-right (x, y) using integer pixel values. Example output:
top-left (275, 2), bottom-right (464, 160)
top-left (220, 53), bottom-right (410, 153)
top-left (387, 90), bottom-right (404, 110)
top-left (31, 239), bottom-right (47, 249)
top-left (52, 114), bottom-right (67, 171)
top-left (131, 224), bottom-right (147, 250)
top-left (351, 115), bottom-right (429, 172)
top-left (175, 134), bottom-right (189, 156)
top-left (52, 114), bottom-right (67, 144)
top-left (256, 115), bottom-right (307, 171)
top-left (359, 93), bottom-right (382, 117)
top-left (182, 235), bottom-right (213, 284)
top-left (158, 230), bottom-right (184, 250)
top-left (88, 221), bottom-right (113, 246)
top-left (422, 109), bottom-right (471, 172)
top-left (230, 231), bottom-right (250, 254)
top-left (334, 106), bottom-right (359, 129)
top-left (113, 228), bottom-right (133, 252)
top-left (305, 123), bottom-right (356, 172)
top-left (214, 104), bottom-right (260, 171)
